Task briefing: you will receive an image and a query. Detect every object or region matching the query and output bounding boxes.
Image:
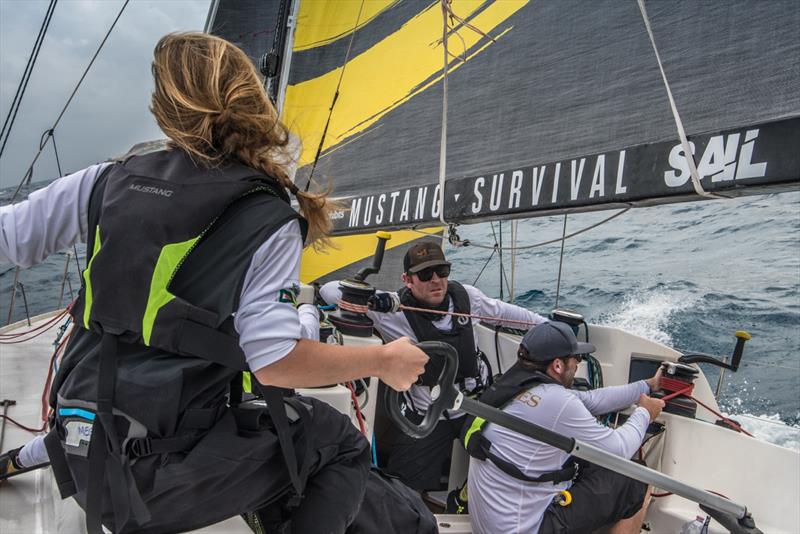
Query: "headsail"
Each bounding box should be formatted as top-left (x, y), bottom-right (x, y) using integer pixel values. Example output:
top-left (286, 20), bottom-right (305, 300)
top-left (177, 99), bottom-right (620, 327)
top-left (207, 0), bottom-right (799, 282)
top-left (276, 0), bottom-right (799, 235)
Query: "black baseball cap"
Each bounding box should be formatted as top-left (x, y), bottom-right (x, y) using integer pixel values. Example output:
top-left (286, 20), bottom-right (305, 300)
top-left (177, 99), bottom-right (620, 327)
top-left (403, 241), bottom-right (451, 274)
top-left (520, 321), bottom-right (596, 362)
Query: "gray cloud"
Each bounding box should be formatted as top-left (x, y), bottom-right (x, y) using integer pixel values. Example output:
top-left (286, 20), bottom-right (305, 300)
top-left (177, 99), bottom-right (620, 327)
top-left (0, 0), bottom-right (209, 188)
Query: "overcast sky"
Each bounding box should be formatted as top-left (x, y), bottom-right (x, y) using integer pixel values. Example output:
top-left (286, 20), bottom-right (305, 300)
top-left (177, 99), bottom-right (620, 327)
top-left (0, 0), bottom-right (210, 189)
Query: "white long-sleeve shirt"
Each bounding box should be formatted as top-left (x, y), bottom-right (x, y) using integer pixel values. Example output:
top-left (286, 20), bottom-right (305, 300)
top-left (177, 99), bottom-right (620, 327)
top-left (468, 380), bottom-right (652, 534)
top-left (320, 280), bottom-right (548, 416)
top-left (0, 163), bottom-right (308, 373)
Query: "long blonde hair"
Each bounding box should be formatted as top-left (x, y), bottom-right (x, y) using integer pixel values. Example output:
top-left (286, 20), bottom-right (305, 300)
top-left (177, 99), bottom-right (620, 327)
top-left (150, 32), bottom-right (331, 246)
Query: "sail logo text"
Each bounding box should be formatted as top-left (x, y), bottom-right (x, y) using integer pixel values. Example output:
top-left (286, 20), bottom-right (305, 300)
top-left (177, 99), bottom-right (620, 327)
top-left (331, 118), bottom-right (797, 233)
top-left (665, 129), bottom-right (767, 187)
top-left (129, 184), bottom-right (174, 197)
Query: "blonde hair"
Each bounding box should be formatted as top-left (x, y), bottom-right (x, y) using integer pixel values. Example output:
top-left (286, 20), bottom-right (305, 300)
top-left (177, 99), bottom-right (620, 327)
top-left (150, 32), bottom-right (332, 246)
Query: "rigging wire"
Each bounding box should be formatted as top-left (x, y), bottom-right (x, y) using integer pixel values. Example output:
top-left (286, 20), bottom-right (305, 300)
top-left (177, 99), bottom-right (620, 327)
top-left (489, 222), bottom-right (511, 299)
top-left (509, 220), bottom-right (518, 303)
top-left (304, 0), bottom-right (365, 192)
top-left (471, 246), bottom-right (497, 286)
top-left (0, 0), bottom-right (58, 162)
top-left (436, 0), bottom-right (451, 225)
top-left (49, 129), bottom-right (82, 272)
top-left (431, 206), bottom-right (632, 252)
top-left (9, 0), bottom-right (131, 205)
top-left (435, 0), bottom-right (496, 225)
top-left (554, 214), bottom-right (568, 308)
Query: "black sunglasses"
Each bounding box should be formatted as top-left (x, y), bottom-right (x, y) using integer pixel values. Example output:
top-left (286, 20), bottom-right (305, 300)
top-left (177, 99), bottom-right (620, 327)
top-left (560, 354), bottom-right (584, 363)
top-left (414, 264), bottom-right (451, 282)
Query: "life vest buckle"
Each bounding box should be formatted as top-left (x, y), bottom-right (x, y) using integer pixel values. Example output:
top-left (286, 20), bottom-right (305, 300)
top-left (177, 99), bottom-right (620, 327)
top-left (126, 437), bottom-right (152, 458)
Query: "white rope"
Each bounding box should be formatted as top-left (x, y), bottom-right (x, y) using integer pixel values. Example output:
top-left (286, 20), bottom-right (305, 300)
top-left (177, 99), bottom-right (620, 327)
top-left (637, 0), bottom-right (726, 200)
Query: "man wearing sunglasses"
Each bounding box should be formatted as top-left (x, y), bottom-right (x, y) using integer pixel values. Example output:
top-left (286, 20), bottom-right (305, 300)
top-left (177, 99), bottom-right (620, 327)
top-left (467, 321), bottom-right (664, 534)
top-left (320, 240), bottom-right (548, 493)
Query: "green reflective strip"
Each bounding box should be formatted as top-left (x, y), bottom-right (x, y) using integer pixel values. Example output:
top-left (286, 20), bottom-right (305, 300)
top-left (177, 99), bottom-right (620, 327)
top-left (464, 416), bottom-right (486, 448)
top-left (142, 236), bottom-right (199, 345)
top-left (242, 372), bottom-right (252, 394)
top-left (82, 226), bottom-right (103, 328)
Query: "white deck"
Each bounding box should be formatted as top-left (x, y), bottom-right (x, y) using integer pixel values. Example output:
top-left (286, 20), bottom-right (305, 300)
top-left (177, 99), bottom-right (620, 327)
top-left (3, 315), bottom-right (799, 533)
top-left (0, 313), bottom-right (253, 533)
top-left (0, 314), bottom-right (468, 534)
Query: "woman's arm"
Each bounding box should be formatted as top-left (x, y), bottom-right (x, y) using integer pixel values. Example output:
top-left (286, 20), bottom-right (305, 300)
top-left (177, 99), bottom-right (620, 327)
top-left (0, 163), bottom-right (111, 267)
top-left (254, 336), bottom-right (428, 391)
top-left (237, 221), bottom-right (427, 391)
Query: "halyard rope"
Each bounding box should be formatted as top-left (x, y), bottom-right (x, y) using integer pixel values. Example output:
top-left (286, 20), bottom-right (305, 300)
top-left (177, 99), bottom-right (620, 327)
top-left (637, 0), bottom-right (726, 200)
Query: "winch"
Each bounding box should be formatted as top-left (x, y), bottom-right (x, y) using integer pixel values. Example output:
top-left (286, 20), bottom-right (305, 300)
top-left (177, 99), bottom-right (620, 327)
top-left (657, 362), bottom-right (700, 418)
top-left (327, 231), bottom-right (391, 337)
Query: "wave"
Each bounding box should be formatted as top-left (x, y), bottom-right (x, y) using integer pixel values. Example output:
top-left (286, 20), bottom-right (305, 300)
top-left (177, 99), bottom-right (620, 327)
top-left (728, 412), bottom-right (800, 452)
top-left (595, 286), bottom-right (700, 346)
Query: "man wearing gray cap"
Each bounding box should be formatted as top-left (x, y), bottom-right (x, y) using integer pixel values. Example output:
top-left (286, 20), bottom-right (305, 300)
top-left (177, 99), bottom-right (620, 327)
top-left (466, 321), bottom-right (664, 534)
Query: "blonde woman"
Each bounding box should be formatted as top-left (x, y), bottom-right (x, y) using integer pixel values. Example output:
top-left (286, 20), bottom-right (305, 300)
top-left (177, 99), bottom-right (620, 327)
top-left (0, 32), bottom-right (427, 533)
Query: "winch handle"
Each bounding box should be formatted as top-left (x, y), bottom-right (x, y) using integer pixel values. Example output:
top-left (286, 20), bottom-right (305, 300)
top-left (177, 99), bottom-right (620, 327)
top-left (354, 231), bottom-right (392, 282)
top-left (384, 341), bottom-right (460, 439)
top-left (677, 331), bottom-right (751, 372)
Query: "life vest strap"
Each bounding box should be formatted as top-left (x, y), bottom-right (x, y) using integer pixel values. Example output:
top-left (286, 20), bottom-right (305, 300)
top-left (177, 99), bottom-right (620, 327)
top-left (125, 434), bottom-right (203, 459)
top-left (86, 333), bottom-right (151, 534)
top-left (256, 385), bottom-right (313, 509)
top-left (43, 429), bottom-right (76, 498)
top-left (483, 446), bottom-right (578, 484)
top-left (176, 319), bottom-right (248, 371)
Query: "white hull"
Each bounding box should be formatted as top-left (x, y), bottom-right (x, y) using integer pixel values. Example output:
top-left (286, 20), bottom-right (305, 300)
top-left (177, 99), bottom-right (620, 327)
top-left (1, 315), bottom-right (798, 533)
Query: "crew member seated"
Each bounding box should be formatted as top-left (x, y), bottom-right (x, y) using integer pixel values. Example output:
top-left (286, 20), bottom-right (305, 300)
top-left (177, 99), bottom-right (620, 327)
top-left (321, 241), bottom-right (549, 493)
top-left (467, 321), bottom-right (664, 534)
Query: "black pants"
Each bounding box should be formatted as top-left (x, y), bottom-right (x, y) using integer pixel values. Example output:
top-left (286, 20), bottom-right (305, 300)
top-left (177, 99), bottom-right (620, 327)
top-left (380, 412), bottom-right (464, 492)
top-left (538, 461), bottom-right (647, 534)
top-left (70, 396), bottom-right (371, 534)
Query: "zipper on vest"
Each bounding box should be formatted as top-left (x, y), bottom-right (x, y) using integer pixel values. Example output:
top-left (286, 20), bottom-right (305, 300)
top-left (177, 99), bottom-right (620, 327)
top-left (166, 186), bottom-right (280, 289)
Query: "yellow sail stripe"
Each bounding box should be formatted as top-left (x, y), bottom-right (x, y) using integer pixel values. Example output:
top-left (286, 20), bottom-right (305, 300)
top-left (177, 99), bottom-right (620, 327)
top-left (283, 0), bottom-right (528, 165)
top-left (294, 0), bottom-right (399, 51)
top-left (299, 228), bottom-right (441, 283)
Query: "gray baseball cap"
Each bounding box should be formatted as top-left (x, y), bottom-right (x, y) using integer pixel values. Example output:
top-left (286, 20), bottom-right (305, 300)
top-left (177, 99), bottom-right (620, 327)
top-left (520, 321), bottom-right (596, 362)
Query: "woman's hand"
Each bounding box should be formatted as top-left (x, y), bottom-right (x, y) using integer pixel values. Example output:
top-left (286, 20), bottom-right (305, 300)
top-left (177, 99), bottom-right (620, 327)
top-left (378, 337), bottom-right (428, 391)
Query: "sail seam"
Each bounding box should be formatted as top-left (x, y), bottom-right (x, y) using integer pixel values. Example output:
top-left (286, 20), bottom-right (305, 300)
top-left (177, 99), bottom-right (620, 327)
top-left (637, 0), bottom-right (726, 200)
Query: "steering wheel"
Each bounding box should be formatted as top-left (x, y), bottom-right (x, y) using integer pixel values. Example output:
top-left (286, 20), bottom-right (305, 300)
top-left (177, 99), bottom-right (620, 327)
top-left (384, 341), bottom-right (460, 439)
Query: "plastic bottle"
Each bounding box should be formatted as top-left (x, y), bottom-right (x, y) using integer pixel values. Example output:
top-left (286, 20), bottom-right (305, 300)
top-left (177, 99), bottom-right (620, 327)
top-left (680, 515), bottom-right (710, 534)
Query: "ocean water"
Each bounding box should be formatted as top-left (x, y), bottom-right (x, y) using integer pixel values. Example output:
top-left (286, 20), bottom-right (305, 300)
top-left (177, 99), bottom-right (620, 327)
top-left (2, 183), bottom-right (799, 446)
top-left (445, 192), bottom-right (800, 439)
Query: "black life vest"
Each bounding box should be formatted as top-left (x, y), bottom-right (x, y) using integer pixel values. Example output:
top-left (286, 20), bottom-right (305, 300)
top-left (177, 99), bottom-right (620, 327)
top-left (399, 281), bottom-right (480, 384)
top-left (460, 362), bottom-right (578, 484)
top-left (44, 150), bottom-right (307, 533)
